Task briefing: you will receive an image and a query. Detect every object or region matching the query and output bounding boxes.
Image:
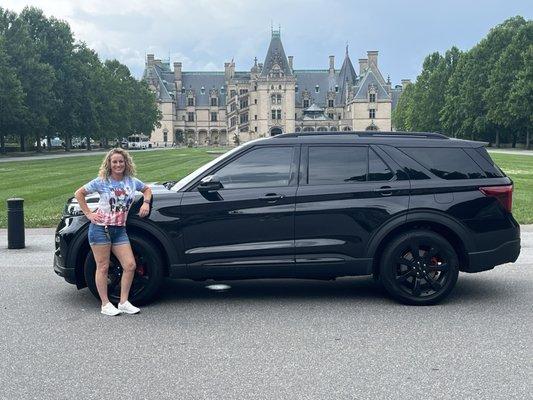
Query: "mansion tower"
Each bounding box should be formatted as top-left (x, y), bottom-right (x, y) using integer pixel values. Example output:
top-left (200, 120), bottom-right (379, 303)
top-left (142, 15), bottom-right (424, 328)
top-left (143, 30), bottom-right (407, 146)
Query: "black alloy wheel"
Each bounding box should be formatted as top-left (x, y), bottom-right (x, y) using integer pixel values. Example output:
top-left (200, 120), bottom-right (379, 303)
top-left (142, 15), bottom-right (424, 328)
top-left (84, 234), bottom-right (164, 305)
top-left (380, 230), bottom-right (459, 305)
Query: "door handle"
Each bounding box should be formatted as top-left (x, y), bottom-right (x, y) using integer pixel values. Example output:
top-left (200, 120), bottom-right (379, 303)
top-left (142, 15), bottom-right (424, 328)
top-left (374, 186), bottom-right (393, 196)
top-left (259, 193), bottom-right (284, 202)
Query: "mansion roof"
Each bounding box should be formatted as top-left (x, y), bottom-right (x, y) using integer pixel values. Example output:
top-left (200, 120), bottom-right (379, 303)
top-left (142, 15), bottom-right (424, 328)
top-left (143, 31), bottom-right (403, 109)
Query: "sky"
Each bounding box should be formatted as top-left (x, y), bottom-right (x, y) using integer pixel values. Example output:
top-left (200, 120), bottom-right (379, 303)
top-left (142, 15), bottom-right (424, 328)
top-left (3, 0), bottom-right (532, 83)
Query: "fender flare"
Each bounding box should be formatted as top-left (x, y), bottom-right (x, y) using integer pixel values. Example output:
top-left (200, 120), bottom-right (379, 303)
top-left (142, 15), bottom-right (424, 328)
top-left (365, 210), bottom-right (475, 259)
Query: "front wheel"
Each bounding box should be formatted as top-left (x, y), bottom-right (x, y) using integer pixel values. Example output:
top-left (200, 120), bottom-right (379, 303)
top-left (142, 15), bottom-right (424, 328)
top-left (379, 230), bottom-right (459, 305)
top-left (84, 234), bottom-right (164, 305)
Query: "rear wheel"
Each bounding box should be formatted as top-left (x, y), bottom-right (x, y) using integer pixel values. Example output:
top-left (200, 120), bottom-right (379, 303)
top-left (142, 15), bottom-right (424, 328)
top-left (84, 234), bottom-right (164, 305)
top-left (379, 230), bottom-right (459, 305)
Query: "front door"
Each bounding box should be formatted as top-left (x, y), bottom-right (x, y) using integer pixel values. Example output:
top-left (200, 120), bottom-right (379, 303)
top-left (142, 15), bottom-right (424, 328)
top-left (180, 145), bottom-right (299, 278)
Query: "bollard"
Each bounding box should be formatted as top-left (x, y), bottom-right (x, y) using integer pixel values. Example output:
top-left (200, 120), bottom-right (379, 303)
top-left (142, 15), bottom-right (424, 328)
top-left (7, 198), bottom-right (25, 249)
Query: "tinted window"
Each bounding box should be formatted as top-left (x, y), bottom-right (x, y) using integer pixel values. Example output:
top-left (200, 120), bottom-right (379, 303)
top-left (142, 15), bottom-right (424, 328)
top-left (400, 147), bottom-right (485, 180)
top-left (369, 149), bottom-right (394, 181)
top-left (466, 147), bottom-right (505, 177)
top-left (308, 146), bottom-right (367, 184)
top-left (214, 147), bottom-right (293, 189)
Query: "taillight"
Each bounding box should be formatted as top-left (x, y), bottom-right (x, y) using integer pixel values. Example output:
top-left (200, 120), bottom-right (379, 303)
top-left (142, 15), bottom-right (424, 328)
top-left (479, 185), bottom-right (513, 212)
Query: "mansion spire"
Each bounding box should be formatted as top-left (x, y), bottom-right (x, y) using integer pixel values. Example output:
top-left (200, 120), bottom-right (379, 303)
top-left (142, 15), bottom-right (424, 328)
top-left (261, 29), bottom-right (293, 77)
top-left (338, 46), bottom-right (357, 103)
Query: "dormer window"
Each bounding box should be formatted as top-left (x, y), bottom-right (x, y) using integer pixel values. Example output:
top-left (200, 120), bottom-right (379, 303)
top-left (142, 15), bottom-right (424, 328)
top-left (187, 97), bottom-right (194, 106)
top-left (335, 85), bottom-right (339, 93)
top-left (295, 85), bottom-right (299, 93)
top-left (303, 99), bottom-right (310, 108)
top-left (315, 85), bottom-right (320, 93)
top-left (369, 93), bottom-right (376, 102)
top-left (181, 88), bottom-right (185, 94)
top-left (220, 86), bottom-right (225, 94)
top-left (211, 97), bottom-right (218, 106)
top-left (201, 86), bottom-right (205, 95)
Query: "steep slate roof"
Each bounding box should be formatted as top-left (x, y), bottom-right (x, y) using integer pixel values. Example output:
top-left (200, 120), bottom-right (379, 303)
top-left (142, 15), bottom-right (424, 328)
top-left (294, 70), bottom-right (342, 107)
top-left (337, 49), bottom-right (357, 103)
top-left (354, 69), bottom-right (390, 100)
top-left (261, 30), bottom-right (293, 77)
top-left (180, 72), bottom-right (227, 107)
top-left (143, 64), bottom-right (173, 101)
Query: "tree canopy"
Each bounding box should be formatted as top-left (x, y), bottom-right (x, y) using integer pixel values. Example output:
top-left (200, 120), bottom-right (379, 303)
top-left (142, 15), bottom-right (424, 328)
top-left (0, 6), bottom-right (161, 153)
top-left (393, 16), bottom-right (532, 148)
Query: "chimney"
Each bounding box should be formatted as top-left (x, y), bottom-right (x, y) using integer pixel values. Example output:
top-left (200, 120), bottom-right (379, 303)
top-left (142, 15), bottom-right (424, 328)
top-left (367, 50), bottom-right (378, 69)
top-left (329, 55), bottom-right (335, 74)
top-left (288, 56), bottom-right (293, 72)
top-left (401, 79), bottom-right (412, 88)
top-left (359, 58), bottom-right (368, 75)
top-left (147, 54), bottom-right (155, 66)
top-left (173, 62), bottom-right (182, 82)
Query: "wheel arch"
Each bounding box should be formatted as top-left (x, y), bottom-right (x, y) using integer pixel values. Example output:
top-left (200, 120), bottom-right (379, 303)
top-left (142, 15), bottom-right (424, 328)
top-left (367, 211), bottom-right (473, 278)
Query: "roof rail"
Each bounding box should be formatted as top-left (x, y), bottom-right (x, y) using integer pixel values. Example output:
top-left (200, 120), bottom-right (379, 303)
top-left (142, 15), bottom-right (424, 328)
top-left (277, 131), bottom-right (450, 139)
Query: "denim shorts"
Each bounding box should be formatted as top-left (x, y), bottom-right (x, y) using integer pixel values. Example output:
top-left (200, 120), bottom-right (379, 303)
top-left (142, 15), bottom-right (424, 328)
top-left (88, 223), bottom-right (129, 246)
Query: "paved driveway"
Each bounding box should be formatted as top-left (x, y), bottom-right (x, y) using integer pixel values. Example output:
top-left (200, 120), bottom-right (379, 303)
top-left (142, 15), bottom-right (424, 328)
top-left (0, 228), bottom-right (531, 400)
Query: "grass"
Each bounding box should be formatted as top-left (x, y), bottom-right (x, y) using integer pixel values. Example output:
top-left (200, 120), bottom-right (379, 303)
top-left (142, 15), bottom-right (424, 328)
top-left (0, 149), bottom-right (531, 227)
top-left (0, 148), bottom-right (222, 228)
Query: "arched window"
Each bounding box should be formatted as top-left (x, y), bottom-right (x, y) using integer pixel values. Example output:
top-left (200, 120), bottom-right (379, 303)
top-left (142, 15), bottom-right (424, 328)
top-left (330, 126), bottom-right (338, 131)
top-left (317, 127), bottom-right (328, 132)
top-left (303, 127), bottom-right (315, 132)
top-left (343, 126), bottom-right (351, 131)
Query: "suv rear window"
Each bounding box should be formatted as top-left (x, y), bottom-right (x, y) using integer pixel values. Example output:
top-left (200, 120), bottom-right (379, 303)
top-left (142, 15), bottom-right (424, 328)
top-left (307, 146), bottom-right (394, 184)
top-left (465, 147), bottom-right (505, 178)
top-left (399, 147), bottom-right (485, 180)
top-left (309, 146), bottom-right (367, 184)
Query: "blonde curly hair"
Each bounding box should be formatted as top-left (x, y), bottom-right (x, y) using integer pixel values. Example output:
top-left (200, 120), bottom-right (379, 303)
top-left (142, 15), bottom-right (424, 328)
top-left (98, 148), bottom-right (137, 179)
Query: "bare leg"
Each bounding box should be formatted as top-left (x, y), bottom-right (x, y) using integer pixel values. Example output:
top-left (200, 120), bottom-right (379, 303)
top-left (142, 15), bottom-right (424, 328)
top-left (90, 244), bottom-right (112, 306)
top-left (111, 243), bottom-right (136, 304)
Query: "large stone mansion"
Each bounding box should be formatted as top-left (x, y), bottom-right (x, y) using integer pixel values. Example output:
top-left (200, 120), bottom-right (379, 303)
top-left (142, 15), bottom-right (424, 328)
top-left (143, 30), bottom-right (409, 146)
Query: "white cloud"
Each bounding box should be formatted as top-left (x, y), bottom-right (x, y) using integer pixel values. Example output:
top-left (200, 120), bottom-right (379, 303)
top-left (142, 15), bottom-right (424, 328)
top-left (2, 0), bottom-right (531, 81)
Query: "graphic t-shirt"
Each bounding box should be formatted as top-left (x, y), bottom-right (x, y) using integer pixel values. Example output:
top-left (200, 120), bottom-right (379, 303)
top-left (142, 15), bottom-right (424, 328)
top-left (84, 176), bottom-right (146, 226)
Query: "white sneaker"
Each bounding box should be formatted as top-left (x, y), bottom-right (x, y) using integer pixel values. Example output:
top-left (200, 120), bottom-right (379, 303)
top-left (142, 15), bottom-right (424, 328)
top-left (101, 302), bottom-right (121, 316)
top-left (118, 301), bottom-right (140, 314)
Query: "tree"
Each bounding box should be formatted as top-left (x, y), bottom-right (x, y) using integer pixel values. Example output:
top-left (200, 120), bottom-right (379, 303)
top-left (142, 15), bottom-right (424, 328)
top-left (508, 44), bottom-right (533, 149)
top-left (0, 36), bottom-right (26, 153)
top-left (485, 21), bottom-right (533, 148)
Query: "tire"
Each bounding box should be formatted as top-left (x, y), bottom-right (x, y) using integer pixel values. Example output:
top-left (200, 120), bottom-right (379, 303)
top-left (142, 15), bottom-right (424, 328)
top-left (379, 230), bottom-right (459, 305)
top-left (84, 234), bottom-right (164, 305)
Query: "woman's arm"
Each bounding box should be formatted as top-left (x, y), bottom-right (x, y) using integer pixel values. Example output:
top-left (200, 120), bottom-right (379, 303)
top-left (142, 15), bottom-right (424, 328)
top-left (74, 187), bottom-right (102, 223)
top-left (138, 186), bottom-right (152, 218)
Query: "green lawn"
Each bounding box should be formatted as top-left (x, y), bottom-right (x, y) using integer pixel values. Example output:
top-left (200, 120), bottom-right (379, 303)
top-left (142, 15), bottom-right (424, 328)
top-left (0, 149), bottom-right (531, 227)
top-left (0, 148), bottom-right (221, 228)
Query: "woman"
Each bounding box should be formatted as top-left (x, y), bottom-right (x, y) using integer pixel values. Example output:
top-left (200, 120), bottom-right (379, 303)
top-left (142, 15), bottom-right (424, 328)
top-left (75, 148), bottom-right (152, 316)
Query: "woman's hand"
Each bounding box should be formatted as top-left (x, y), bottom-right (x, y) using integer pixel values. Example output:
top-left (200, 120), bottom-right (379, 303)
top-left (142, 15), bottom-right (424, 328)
top-left (138, 203), bottom-right (150, 218)
top-left (87, 212), bottom-right (103, 224)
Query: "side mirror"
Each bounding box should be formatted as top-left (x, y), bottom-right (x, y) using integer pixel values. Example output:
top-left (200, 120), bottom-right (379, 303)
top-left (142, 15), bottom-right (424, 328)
top-left (198, 175), bottom-right (223, 193)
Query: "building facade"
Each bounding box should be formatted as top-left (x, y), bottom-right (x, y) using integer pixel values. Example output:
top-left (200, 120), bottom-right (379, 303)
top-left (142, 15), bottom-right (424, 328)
top-left (143, 30), bottom-right (407, 147)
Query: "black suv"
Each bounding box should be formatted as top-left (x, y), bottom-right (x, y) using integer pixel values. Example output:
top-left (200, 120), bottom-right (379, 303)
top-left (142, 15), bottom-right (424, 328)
top-left (54, 132), bottom-right (520, 305)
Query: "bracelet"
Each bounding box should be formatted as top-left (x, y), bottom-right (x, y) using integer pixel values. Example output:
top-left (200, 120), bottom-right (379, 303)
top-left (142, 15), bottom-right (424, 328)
top-left (143, 199), bottom-right (151, 204)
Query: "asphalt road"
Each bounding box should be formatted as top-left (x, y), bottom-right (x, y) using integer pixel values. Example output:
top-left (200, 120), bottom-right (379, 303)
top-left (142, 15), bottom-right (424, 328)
top-left (0, 228), bottom-right (532, 400)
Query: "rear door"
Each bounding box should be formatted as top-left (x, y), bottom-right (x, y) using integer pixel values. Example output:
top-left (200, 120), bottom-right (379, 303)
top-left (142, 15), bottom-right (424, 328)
top-left (294, 144), bottom-right (410, 275)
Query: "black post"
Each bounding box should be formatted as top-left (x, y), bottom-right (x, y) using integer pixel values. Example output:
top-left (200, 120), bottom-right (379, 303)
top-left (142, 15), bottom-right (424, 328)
top-left (7, 198), bottom-right (25, 249)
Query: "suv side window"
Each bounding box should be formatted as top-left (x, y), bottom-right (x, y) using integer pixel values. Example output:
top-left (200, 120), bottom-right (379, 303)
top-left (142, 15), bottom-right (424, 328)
top-left (400, 147), bottom-right (485, 180)
top-left (214, 146), bottom-right (293, 189)
top-left (369, 148), bottom-right (394, 181)
top-left (308, 146), bottom-right (367, 184)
